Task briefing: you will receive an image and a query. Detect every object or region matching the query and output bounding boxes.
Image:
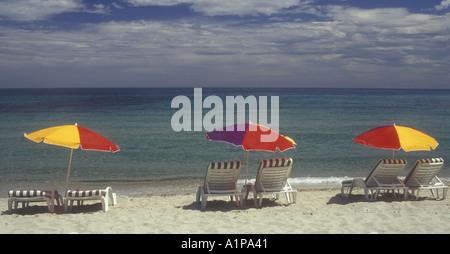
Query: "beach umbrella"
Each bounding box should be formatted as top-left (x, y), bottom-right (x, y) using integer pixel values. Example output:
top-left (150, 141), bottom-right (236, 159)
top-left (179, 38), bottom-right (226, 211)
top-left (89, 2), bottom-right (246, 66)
top-left (353, 124), bottom-right (438, 158)
top-left (206, 123), bottom-right (296, 184)
top-left (24, 123), bottom-right (119, 192)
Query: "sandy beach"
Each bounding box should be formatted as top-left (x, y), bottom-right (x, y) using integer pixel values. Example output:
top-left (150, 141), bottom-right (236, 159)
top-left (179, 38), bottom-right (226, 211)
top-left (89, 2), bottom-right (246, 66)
top-left (1, 185), bottom-right (449, 235)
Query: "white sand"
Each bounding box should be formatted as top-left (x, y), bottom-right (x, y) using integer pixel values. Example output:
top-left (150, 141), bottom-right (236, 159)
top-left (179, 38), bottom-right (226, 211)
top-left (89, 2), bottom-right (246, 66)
top-left (1, 186), bottom-right (449, 234)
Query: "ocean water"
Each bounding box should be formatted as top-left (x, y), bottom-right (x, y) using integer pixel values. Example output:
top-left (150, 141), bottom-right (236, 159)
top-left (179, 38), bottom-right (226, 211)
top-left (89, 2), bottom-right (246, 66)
top-left (1, 87), bottom-right (449, 195)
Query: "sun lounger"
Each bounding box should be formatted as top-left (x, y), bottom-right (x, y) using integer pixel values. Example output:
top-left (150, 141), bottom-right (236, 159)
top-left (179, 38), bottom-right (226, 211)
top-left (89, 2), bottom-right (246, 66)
top-left (403, 158), bottom-right (447, 200)
top-left (341, 159), bottom-right (408, 201)
top-left (8, 189), bottom-right (62, 213)
top-left (247, 158), bottom-right (297, 207)
top-left (64, 186), bottom-right (117, 212)
top-left (196, 161), bottom-right (243, 209)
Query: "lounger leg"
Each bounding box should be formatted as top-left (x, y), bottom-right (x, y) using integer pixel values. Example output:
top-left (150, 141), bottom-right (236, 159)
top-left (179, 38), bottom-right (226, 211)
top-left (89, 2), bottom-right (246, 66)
top-left (288, 192), bottom-right (296, 204)
top-left (106, 188), bottom-right (116, 206)
top-left (196, 187), bottom-right (201, 203)
top-left (46, 200), bottom-right (52, 213)
top-left (200, 189), bottom-right (207, 209)
top-left (412, 190), bottom-right (419, 200)
top-left (102, 197), bottom-right (108, 212)
top-left (57, 196), bottom-right (62, 206)
top-left (258, 195), bottom-right (263, 207)
top-left (112, 193), bottom-right (117, 206)
top-left (340, 185), bottom-right (346, 197)
top-left (8, 200), bottom-right (13, 213)
top-left (363, 189), bottom-right (369, 200)
top-left (367, 189), bottom-right (378, 201)
top-left (430, 189), bottom-right (436, 198)
top-left (243, 185), bottom-right (251, 201)
top-left (201, 195), bottom-right (207, 209)
top-left (348, 186), bottom-right (354, 196)
top-left (341, 185), bottom-right (353, 197)
top-left (435, 189), bottom-right (446, 200)
top-left (391, 189), bottom-right (397, 199)
top-left (51, 191), bottom-right (55, 213)
top-left (373, 190), bottom-right (380, 201)
top-left (233, 195), bottom-right (240, 206)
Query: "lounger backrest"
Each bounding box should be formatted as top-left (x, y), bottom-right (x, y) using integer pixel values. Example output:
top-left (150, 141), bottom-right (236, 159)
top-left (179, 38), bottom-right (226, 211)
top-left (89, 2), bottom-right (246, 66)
top-left (255, 158), bottom-right (293, 192)
top-left (404, 158), bottom-right (444, 188)
top-left (365, 159), bottom-right (407, 187)
top-left (205, 161), bottom-right (241, 194)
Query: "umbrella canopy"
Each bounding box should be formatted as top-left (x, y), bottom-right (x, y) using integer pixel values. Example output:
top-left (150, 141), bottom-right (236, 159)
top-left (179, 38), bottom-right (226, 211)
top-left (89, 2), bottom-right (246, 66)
top-left (353, 125), bottom-right (438, 158)
top-left (24, 124), bottom-right (119, 152)
top-left (206, 123), bottom-right (296, 152)
top-left (206, 123), bottom-right (296, 183)
top-left (24, 124), bottom-right (119, 192)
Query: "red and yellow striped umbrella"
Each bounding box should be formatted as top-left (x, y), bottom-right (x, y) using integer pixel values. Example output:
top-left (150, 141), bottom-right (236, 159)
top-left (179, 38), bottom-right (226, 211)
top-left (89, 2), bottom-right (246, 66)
top-left (24, 124), bottom-right (119, 191)
top-left (353, 125), bottom-right (438, 158)
top-left (25, 124), bottom-right (119, 152)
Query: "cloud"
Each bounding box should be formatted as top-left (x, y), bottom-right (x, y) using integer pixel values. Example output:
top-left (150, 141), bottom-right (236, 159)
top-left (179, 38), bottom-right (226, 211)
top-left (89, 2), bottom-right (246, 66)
top-left (435, 0), bottom-right (450, 10)
top-left (0, 0), bottom-right (85, 21)
top-left (125, 0), bottom-right (300, 16)
top-left (0, 1), bottom-right (448, 88)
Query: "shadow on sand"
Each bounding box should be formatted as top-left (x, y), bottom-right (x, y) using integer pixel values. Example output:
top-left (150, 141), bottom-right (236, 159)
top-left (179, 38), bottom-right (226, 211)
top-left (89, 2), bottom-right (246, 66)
top-left (2, 202), bottom-right (104, 215)
top-left (180, 197), bottom-right (293, 212)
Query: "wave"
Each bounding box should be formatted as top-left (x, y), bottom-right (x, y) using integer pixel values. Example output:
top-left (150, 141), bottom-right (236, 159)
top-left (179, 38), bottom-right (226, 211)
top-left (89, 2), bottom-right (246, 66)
top-left (289, 176), bottom-right (351, 186)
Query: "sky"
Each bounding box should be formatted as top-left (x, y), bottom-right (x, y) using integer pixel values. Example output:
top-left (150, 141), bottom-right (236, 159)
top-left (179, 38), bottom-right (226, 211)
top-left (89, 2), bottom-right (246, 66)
top-left (0, 0), bottom-right (449, 89)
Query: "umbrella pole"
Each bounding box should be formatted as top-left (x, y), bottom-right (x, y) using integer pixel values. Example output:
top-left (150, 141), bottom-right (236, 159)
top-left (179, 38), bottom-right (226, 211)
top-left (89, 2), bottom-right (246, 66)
top-left (65, 148), bottom-right (74, 194)
top-left (245, 151), bottom-right (249, 185)
top-left (392, 150), bottom-right (395, 160)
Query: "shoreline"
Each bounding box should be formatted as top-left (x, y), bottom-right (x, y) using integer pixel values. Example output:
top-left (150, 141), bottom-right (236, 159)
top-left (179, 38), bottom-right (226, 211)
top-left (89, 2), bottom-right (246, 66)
top-left (1, 184), bottom-right (450, 234)
top-left (2, 177), bottom-right (448, 198)
top-left (0, 178), bottom-right (350, 198)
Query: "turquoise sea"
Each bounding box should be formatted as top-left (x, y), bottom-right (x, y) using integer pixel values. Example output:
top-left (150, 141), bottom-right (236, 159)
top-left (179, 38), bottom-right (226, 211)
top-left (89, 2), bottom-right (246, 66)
top-left (1, 88), bottom-right (449, 196)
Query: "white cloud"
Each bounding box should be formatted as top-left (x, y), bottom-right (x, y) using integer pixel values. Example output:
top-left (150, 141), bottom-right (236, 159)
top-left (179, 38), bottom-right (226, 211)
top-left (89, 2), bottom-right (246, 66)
top-left (435, 0), bottom-right (450, 10)
top-left (0, 0), bottom-right (84, 21)
top-left (190, 0), bottom-right (300, 16)
top-left (125, 0), bottom-right (300, 16)
top-left (0, 2), bottom-right (448, 88)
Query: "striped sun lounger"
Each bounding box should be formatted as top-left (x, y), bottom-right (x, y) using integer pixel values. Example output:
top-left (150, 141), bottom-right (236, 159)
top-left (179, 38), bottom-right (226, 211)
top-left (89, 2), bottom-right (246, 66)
top-left (403, 158), bottom-right (448, 200)
top-left (8, 189), bottom-right (62, 213)
top-left (196, 161), bottom-right (243, 209)
top-left (247, 158), bottom-right (297, 207)
top-left (341, 159), bottom-right (408, 201)
top-left (64, 187), bottom-right (117, 212)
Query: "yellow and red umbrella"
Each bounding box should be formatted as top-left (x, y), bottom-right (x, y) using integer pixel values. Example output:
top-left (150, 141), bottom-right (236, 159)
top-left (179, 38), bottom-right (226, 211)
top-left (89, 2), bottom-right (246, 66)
top-left (353, 124), bottom-right (438, 158)
top-left (24, 124), bottom-right (119, 191)
top-left (206, 123), bottom-right (296, 183)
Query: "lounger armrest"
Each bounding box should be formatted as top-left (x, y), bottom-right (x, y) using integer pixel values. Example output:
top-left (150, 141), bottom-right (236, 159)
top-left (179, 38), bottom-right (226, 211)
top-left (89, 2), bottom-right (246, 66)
top-left (105, 187), bottom-right (117, 206)
top-left (349, 178), bottom-right (366, 188)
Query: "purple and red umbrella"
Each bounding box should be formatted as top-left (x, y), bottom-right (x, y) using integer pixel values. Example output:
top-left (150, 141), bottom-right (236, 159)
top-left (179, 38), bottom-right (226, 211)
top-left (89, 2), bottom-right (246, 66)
top-left (206, 123), bottom-right (296, 183)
